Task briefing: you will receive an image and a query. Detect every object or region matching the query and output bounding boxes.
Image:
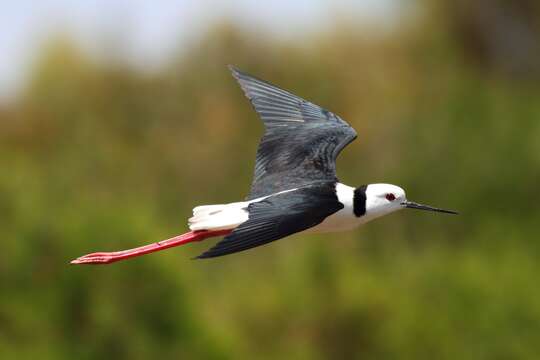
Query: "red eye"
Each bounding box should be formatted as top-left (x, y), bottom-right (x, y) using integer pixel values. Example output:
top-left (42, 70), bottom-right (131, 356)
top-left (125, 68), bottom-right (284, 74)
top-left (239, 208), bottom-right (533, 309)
top-left (386, 193), bottom-right (396, 201)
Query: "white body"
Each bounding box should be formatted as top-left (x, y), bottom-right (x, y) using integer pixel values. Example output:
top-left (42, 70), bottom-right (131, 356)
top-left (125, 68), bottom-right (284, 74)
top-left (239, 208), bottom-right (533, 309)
top-left (189, 183), bottom-right (407, 233)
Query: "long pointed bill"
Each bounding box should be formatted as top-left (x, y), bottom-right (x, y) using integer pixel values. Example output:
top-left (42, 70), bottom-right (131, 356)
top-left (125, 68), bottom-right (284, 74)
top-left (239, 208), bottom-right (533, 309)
top-left (70, 229), bottom-right (232, 265)
top-left (401, 201), bottom-right (458, 215)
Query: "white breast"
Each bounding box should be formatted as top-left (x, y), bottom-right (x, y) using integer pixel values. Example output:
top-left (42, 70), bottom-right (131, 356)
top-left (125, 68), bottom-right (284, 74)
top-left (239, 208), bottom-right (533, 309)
top-left (308, 183), bottom-right (359, 233)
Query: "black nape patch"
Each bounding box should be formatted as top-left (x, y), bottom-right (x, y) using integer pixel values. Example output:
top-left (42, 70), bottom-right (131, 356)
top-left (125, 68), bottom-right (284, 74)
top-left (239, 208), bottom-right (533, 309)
top-left (353, 185), bottom-right (368, 217)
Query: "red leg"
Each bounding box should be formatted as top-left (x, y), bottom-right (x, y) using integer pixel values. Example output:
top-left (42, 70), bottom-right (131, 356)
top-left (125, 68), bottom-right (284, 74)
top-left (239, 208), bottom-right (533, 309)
top-left (70, 229), bottom-right (232, 265)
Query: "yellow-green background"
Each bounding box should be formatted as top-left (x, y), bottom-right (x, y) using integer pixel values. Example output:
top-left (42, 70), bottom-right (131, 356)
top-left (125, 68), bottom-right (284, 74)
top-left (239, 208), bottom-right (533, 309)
top-left (2, 1), bottom-right (540, 359)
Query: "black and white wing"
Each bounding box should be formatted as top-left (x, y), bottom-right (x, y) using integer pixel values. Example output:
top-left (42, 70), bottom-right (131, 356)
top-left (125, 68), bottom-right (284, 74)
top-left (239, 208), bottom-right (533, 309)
top-left (230, 66), bottom-right (357, 200)
top-left (196, 182), bottom-right (343, 259)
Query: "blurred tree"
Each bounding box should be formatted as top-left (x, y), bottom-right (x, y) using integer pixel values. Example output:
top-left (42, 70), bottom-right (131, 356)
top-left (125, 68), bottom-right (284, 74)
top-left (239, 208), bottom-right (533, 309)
top-left (446, 0), bottom-right (540, 78)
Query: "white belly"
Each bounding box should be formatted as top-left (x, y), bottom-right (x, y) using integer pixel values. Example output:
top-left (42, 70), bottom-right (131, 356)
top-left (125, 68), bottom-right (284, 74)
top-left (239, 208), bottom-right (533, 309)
top-left (307, 210), bottom-right (359, 233)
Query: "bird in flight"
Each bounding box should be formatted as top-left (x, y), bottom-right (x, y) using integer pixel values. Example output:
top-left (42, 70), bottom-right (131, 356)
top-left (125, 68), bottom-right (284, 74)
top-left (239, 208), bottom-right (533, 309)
top-left (71, 66), bottom-right (457, 265)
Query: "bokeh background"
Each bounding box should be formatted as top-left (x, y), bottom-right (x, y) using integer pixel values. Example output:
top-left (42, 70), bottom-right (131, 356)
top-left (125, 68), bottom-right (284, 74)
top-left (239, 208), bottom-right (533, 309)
top-left (1, 1), bottom-right (540, 359)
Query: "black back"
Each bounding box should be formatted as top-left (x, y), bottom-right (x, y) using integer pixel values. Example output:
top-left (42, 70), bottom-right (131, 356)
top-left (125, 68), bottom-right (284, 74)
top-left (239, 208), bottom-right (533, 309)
top-left (230, 66), bottom-right (357, 200)
top-left (196, 182), bottom-right (343, 259)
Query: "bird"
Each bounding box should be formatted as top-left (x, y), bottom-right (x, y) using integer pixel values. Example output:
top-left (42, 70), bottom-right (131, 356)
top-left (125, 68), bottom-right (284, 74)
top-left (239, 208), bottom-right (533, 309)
top-left (71, 66), bottom-right (457, 265)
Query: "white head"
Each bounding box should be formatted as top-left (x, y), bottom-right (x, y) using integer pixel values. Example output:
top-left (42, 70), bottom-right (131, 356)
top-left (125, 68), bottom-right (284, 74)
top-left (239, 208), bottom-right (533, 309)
top-left (362, 183), bottom-right (457, 221)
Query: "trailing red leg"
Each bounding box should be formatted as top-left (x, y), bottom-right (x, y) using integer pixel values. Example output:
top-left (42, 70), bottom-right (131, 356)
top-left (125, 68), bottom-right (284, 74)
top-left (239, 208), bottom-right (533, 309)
top-left (70, 229), bottom-right (232, 265)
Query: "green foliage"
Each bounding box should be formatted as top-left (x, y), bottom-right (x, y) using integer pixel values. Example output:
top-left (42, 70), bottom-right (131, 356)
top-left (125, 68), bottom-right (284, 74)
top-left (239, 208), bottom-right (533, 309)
top-left (1, 12), bottom-right (540, 360)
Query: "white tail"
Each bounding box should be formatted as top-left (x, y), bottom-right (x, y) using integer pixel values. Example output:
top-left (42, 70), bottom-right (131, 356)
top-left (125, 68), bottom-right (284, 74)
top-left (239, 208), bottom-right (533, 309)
top-left (188, 201), bottom-right (250, 231)
top-left (189, 189), bottom-right (298, 232)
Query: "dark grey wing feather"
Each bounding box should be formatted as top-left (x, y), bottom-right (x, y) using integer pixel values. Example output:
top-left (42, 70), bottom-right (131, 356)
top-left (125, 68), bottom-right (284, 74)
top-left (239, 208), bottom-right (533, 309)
top-left (196, 183), bottom-right (343, 259)
top-left (230, 66), bottom-right (357, 200)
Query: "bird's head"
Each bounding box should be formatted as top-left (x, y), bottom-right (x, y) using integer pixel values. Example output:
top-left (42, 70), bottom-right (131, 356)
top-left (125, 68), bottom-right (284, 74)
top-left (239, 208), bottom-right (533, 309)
top-left (361, 183), bottom-right (458, 220)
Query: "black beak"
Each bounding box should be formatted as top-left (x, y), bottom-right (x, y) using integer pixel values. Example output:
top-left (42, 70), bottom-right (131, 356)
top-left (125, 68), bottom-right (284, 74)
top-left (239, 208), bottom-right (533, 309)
top-left (401, 201), bottom-right (458, 215)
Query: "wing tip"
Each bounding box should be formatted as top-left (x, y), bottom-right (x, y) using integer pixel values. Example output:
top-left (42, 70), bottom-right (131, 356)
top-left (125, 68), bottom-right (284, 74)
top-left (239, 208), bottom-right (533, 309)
top-left (193, 245), bottom-right (226, 259)
top-left (193, 250), bottom-right (224, 260)
top-left (228, 64), bottom-right (243, 79)
top-left (194, 243), bottom-right (230, 259)
top-left (228, 65), bottom-right (263, 86)
top-left (228, 65), bottom-right (259, 102)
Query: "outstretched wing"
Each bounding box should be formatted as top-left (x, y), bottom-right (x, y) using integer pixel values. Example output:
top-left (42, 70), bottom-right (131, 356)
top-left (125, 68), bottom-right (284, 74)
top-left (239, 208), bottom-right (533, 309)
top-left (196, 183), bottom-right (343, 259)
top-left (230, 66), bottom-right (357, 200)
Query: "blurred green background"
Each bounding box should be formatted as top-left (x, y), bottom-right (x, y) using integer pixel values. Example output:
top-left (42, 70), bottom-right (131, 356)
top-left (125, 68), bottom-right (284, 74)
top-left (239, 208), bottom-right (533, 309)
top-left (1, 1), bottom-right (540, 359)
